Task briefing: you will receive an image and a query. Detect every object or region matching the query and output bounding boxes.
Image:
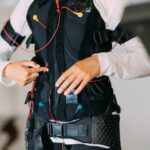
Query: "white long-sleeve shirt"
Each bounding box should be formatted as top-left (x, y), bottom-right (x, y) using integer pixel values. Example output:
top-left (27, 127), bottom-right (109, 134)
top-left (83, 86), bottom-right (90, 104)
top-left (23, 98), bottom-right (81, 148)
top-left (0, 0), bottom-right (150, 148)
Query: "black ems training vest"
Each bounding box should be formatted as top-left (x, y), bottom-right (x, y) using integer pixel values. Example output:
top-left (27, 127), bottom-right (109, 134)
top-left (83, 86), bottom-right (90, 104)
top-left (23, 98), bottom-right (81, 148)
top-left (26, 0), bottom-right (125, 122)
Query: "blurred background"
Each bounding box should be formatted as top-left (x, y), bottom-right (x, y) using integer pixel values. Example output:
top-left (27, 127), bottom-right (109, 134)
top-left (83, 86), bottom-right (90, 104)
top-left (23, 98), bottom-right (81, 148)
top-left (0, 0), bottom-right (150, 150)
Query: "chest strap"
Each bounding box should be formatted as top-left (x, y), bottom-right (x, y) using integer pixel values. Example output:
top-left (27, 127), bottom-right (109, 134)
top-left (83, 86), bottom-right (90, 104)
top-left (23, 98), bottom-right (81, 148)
top-left (110, 24), bottom-right (135, 44)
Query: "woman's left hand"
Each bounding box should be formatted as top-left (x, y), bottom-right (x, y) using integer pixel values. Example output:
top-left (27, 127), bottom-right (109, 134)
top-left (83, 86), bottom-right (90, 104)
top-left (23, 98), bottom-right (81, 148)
top-left (55, 55), bottom-right (100, 95)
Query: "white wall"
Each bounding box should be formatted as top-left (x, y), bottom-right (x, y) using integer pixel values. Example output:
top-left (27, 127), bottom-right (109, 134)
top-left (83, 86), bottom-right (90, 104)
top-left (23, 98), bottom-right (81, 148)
top-left (111, 71), bottom-right (150, 150)
top-left (0, 0), bottom-right (150, 150)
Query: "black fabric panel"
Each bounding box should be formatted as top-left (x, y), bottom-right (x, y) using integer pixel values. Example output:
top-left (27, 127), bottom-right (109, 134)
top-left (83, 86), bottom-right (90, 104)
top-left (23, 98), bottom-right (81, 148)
top-left (79, 3), bottom-right (112, 59)
top-left (34, 0), bottom-right (48, 8)
top-left (110, 23), bottom-right (135, 44)
top-left (47, 115), bottom-right (121, 149)
top-left (26, 0), bottom-right (120, 122)
top-left (26, 34), bottom-right (34, 48)
top-left (26, 0), bottom-right (50, 64)
top-left (26, 0), bottom-right (54, 120)
top-left (1, 20), bottom-right (25, 47)
top-left (54, 7), bottom-right (68, 121)
top-left (91, 115), bottom-right (121, 150)
top-left (46, 1), bottom-right (67, 120)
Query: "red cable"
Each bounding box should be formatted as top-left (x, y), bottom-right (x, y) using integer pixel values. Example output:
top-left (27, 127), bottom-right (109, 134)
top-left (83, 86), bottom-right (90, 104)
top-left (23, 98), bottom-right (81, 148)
top-left (2, 0), bottom-right (82, 54)
top-left (61, 6), bottom-right (76, 14)
top-left (26, 80), bottom-right (37, 119)
top-left (90, 28), bottom-right (127, 83)
top-left (2, 0), bottom-right (61, 53)
top-left (110, 28), bottom-right (127, 51)
top-left (56, 0), bottom-right (61, 14)
top-left (2, 0), bottom-right (126, 55)
top-left (2, 0), bottom-right (83, 55)
top-left (62, 139), bottom-right (65, 150)
top-left (3, 0), bottom-right (126, 121)
top-left (37, 20), bottom-right (47, 29)
top-left (3, 12), bottom-right (61, 53)
top-left (29, 80), bottom-right (37, 94)
top-left (28, 101), bottom-right (34, 119)
top-left (89, 76), bottom-right (109, 83)
top-left (48, 110), bottom-right (58, 123)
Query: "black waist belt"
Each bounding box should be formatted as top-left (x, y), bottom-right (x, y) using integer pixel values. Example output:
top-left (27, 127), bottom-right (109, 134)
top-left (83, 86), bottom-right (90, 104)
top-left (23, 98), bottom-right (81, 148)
top-left (47, 115), bottom-right (121, 149)
top-left (47, 118), bottom-right (92, 143)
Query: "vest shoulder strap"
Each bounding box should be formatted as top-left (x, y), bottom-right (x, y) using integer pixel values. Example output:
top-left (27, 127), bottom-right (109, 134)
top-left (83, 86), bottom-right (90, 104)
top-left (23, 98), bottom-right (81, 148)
top-left (110, 23), bottom-right (135, 44)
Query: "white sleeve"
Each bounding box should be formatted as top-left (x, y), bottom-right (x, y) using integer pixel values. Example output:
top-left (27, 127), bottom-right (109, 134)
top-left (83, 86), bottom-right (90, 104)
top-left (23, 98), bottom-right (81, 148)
top-left (0, 36), bottom-right (15, 86)
top-left (95, 38), bottom-right (150, 79)
top-left (93, 0), bottom-right (131, 30)
top-left (0, 0), bottom-right (33, 86)
top-left (93, 0), bottom-right (150, 79)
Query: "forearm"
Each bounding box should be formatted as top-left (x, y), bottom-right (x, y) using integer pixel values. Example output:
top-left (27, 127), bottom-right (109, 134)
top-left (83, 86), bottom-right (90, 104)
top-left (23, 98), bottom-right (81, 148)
top-left (95, 37), bottom-right (150, 79)
top-left (0, 36), bottom-right (16, 86)
top-left (0, 0), bottom-right (32, 86)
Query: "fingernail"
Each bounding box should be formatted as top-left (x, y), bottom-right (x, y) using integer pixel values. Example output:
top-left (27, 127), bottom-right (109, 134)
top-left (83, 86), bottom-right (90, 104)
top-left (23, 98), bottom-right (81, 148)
top-left (74, 91), bottom-right (78, 95)
top-left (46, 68), bottom-right (49, 72)
top-left (57, 89), bottom-right (62, 94)
top-left (64, 91), bottom-right (68, 96)
top-left (55, 83), bottom-right (59, 87)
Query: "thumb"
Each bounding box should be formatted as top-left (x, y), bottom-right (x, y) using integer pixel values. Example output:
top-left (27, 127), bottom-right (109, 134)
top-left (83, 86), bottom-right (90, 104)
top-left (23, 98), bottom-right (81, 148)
top-left (21, 60), bottom-right (40, 68)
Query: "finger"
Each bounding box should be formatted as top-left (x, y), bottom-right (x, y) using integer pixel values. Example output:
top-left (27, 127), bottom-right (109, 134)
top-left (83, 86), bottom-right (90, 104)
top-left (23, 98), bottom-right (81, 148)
top-left (55, 69), bottom-right (72, 87)
top-left (23, 78), bottom-right (37, 86)
top-left (27, 77), bottom-right (37, 83)
top-left (26, 73), bottom-right (40, 80)
top-left (21, 60), bottom-right (40, 68)
top-left (17, 77), bottom-right (36, 87)
top-left (28, 67), bottom-right (49, 74)
top-left (57, 74), bottom-right (77, 94)
top-left (74, 78), bottom-right (89, 95)
top-left (64, 77), bottom-right (83, 95)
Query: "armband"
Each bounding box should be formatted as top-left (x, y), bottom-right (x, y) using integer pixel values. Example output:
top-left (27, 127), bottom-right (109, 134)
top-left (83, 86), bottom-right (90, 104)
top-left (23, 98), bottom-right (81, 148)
top-left (1, 20), bottom-right (25, 47)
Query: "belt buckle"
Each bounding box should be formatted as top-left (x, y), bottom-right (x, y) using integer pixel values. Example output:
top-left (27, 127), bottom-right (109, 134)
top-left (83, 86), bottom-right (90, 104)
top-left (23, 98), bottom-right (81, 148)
top-left (51, 122), bottom-right (63, 137)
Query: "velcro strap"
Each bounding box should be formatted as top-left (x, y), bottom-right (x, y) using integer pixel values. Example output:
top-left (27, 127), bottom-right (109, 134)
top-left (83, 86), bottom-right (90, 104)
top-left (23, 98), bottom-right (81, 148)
top-left (1, 20), bottom-right (25, 47)
top-left (47, 118), bottom-right (92, 143)
top-left (110, 24), bottom-right (135, 44)
top-left (93, 30), bottom-right (111, 46)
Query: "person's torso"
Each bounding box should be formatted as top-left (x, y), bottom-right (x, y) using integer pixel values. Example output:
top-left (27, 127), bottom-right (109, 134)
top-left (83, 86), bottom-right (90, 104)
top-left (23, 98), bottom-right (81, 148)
top-left (26, 0), bottom-right (116, 122)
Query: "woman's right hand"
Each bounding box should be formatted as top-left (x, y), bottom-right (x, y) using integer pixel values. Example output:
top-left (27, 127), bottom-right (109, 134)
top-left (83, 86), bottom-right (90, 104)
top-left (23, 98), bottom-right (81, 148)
top-left (3, 60), bottom-right (49, 86)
